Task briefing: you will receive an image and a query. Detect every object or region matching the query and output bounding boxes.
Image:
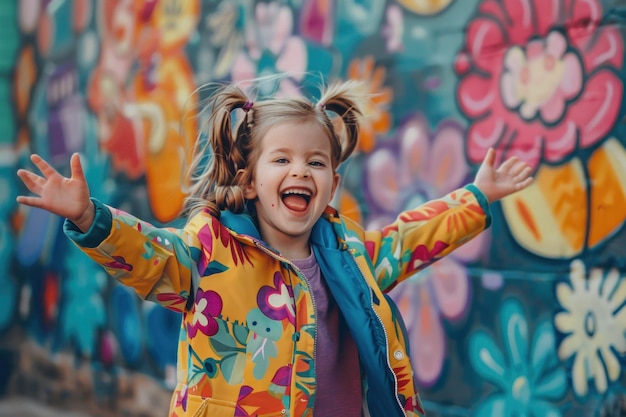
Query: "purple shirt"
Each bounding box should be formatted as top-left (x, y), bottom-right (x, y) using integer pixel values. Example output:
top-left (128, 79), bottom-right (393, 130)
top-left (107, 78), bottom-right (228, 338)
top-left (292, 252), bottom-right (362, 417)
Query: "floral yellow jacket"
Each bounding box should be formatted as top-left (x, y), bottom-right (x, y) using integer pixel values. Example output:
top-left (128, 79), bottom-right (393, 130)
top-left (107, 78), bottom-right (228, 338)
top-left (64, 185), bottom-right (491, 417)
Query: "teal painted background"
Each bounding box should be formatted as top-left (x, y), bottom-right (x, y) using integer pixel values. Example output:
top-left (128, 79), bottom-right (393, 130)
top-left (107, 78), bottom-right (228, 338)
top-left (2, 0), bottom-right (626, 416)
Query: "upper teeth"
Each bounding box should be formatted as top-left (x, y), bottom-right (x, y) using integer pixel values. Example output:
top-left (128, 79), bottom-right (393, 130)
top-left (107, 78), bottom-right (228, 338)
top-left (283, 190), bottom-right (311, 197)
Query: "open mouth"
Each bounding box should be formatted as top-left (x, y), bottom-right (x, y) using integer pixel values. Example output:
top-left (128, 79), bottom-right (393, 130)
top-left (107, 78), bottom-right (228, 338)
top-left (281, 189), bottom-right (311, 212)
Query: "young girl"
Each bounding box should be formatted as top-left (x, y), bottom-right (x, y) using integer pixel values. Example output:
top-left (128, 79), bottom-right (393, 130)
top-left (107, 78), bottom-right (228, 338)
top-left (17, 81), bottom-right (533, 417)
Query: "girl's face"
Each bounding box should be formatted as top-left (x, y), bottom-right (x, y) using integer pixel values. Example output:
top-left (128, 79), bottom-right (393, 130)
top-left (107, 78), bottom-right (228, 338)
top-left (244, 121), bottom-right (340, 254)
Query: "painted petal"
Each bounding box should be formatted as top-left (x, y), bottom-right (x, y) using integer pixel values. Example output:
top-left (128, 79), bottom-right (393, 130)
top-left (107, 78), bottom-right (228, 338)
top-left (466, 117), bottom-right (507, 165)
top-left (478, 0), bottom-right (508, 23)
top-left (230, 53), bottom-right (257, 88)
top-left (430, 258), bottom-right (469, 321)
top-left (581, 26), bottom-right (623, 70)
top-left (411, 293), bottom-right (445, 386)
top-left (270, 6), bottom-right (294, 55)
top-left (500, 71), bottom-right (521, 108)
top-left (429, 122), bottom-right (468, 193)
top-left (553, 311), bottom-right (575, 334)
top-left (453, 230), bottom-right (489, 262)
top-left (560, 53), bottom-right (583, 97)
top-left (533, 369), bottom-right (568, 401)
top-left (457, 73), bottom-right (498, 119)
top-left (532, 0), bottom-right (561, 37)
top-left (500, 299), bottom-right (529, 369)
top-left (569, 70), bottom-right (623, 149)
top-left (530, 322), bottom-right (557, 377)
top-left (555, 281), bottom-right (574, 308)
top-left (275, 37), bottom-right (307, 76)
top-left (469, 331), bottom-right (508, 388)
top-left (545, 30), bottom-right (568, 57)
top-left (529, 400), bottom-right (563, 417)
top-left (275, 78), bottom-right (301, 99)
top-left (542, 120), bottom-right (577, 163)
top-left (539, 91), bottom-right (566, 124)
top-left (569, 260), bottom-right (587, 291)
top-left (567, 0), bottom-right (603, 54)
top-left (608, 275), bottom-right (626, 310)
top-left (244, 22), bottom-right (260, 60)
top-left (571, 352), bottom-right (589, 396)
top-left (600, 344), bottom-right (621, 382)
top-left (366, 148), bottom-right (401, 211)
top-left (465, 17), bottom-right (506, 73)
top-left (591, 352), bottom-right (608, 393)
top-left (502, 0), bottom-right (537, 43)
top-left (504, 46), bottom-right (526, 73)
top-left (506, 127), bottom-right (543, 169)
top-left (589, 267), bottom-right (602, 294)
top-left (398, 116), bottom-right (430, 187)
top-left (474, 395), bottom-right (509, 417)
top-left (602, 268), bottom-right (620, 298)
top-left (557, 334), bottom-right (581, 362)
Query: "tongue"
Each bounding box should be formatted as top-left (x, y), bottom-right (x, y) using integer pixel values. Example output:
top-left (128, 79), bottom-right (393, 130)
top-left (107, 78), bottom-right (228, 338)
top-left (283, 195), bottom-right (308, 212)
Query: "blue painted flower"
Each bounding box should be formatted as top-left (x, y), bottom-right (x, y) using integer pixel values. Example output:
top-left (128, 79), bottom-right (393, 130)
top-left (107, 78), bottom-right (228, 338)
top-left (469, 298), bottom-right (567, 417)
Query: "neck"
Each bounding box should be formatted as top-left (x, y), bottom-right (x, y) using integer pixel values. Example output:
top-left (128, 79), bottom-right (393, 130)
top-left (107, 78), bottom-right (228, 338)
top-left (275, 240), bottom-right (311, 260)
top-left (259, 230), bottom-right (312, 260)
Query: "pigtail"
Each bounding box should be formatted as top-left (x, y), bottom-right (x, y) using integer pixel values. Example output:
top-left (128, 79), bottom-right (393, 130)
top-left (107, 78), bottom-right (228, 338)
top-left (183, 84), bottom-right (255, 218)
top-left (317, 81), bottom-right (364, 166)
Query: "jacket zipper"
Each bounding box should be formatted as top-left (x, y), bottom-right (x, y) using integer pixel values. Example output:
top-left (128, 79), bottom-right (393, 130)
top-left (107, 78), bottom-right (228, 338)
top-left (349, 248), bottom-right (406, 417)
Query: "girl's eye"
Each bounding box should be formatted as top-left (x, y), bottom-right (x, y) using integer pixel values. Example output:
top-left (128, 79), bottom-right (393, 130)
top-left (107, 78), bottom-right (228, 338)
top-left (309, 161), bottom-right (325, 167)
top-left (275, 158), bottom-right (289, 164)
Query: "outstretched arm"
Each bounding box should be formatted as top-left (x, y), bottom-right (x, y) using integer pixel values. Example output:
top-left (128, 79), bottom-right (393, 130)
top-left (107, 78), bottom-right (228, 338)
top-left (16, 153), bottom-right (95, 232)
top-left (473, 147), bottom-right (534, 202)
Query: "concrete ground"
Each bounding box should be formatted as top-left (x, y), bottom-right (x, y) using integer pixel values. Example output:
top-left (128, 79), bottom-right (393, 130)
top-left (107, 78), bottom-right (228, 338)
top-left (0, 397), bottom-right (93, 417)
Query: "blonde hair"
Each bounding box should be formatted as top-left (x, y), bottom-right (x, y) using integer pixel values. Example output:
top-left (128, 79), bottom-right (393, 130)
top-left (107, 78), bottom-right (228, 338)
top-left (183, 79), bottom-right (364, 219)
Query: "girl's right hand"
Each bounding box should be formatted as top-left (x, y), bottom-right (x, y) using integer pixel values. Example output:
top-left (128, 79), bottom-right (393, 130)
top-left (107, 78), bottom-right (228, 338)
top-left (17, 153), bottom-right (94, 232)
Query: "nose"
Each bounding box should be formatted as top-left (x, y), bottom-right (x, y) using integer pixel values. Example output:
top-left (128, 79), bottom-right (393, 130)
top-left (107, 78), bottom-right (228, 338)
top-left (291, 163), bottom-right (310, 178)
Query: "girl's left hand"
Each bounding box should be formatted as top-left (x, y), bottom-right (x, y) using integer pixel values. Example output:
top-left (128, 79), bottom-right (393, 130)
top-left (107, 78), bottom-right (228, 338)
top-left (473, 147), bottom-right (534, 203)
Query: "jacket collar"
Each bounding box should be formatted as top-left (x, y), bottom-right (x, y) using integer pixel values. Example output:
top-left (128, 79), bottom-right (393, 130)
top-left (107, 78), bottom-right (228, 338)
top-left (219, 206), bottom-right (344, 250)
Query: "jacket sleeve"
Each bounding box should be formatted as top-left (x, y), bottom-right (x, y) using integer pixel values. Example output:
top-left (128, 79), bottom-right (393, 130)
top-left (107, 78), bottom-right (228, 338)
top-left (64, 198), bottom-right (207, 312)
top-left (363, 184), bottom-right (491, 293)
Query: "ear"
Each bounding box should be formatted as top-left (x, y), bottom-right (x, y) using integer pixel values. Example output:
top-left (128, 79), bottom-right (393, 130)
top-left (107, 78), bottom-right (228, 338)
top-left (243, 183), bottom-right (257, 200)
top-left (237, 169), bottom-right (257, 199)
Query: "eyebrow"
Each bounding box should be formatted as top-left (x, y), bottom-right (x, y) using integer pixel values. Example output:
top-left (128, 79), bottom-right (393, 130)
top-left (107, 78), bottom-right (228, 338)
top-left (268, 148), bottom-right (331, 159)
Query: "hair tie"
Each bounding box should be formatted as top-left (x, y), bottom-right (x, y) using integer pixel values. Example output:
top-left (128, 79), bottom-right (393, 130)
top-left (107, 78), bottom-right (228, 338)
top-left (242, 101), bottom-right (254, 112)
top-left (318, 102), bottom-right (326, 110)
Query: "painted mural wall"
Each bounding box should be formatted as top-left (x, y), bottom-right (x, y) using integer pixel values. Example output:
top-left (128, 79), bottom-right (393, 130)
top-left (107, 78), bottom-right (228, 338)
top-left (1, 0), bottom-right (626, 416)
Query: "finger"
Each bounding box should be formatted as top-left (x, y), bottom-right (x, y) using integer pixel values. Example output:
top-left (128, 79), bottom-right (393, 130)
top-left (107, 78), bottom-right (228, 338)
top-left (17, 169), bottom-right (45, 195)
top-left (31, 154), bottom-right (60, 179)
top-left (516, 176), bottom-right (534, 190)
top-left (482, 147), bottom-right (496, 168)
top-left (508, 160), bottom-right (529, 177)
top-left (497, 155), bottom-right (520, 172)
top-left (69, 153), bottom-right (86, 181)
top-left (16, 195), bottom-right (45, 209)
top-left (515, 166), bottom-right (533, 182)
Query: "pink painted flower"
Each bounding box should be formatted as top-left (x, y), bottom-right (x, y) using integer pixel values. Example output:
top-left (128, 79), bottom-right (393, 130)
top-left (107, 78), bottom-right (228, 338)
top-left (367, 114), bottom-right (488, 387)
top-left (188, 289), bottom-right (223, 338)
top-left (455, 0), bottom-right (623, 169)
top-left (231, 2), bottom-right (307, 98)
